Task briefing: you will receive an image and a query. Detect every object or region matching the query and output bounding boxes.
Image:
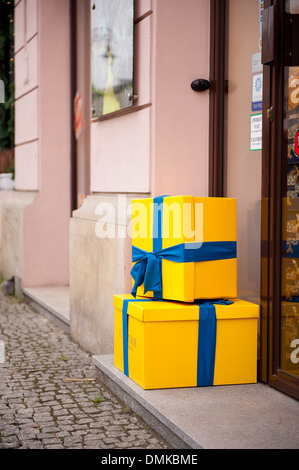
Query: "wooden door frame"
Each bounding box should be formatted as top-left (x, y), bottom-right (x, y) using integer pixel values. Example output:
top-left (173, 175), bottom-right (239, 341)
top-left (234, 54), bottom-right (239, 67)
top-left (209, 0), bottom-right (228, 198)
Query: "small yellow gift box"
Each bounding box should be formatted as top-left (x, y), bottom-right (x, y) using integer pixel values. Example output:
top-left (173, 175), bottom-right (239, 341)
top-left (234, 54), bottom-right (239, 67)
top-left (114, 294), bottom-right (259, 390)
top-left (130, 195), bottom-right (237, 302)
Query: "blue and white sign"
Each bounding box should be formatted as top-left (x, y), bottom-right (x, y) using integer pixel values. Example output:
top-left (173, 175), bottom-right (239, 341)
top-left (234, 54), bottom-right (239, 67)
top-left (252, 72), bottom-right (263, 112)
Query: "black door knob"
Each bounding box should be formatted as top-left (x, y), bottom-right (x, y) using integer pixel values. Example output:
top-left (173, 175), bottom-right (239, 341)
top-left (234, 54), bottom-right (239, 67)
top-left (191, 79), bottom-right (210, 92)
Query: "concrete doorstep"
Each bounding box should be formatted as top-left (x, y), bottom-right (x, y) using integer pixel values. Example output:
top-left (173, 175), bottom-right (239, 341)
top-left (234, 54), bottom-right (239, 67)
top-left (23, 286), bottom-right (70, 334)
top-left (92, 355), bottom-right (299, 450)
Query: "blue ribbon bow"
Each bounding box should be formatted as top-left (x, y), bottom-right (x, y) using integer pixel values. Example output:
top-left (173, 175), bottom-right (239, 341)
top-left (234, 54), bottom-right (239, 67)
top-left (130, 241), bottom-right (237, 297)
top-left (121, 297), bottom-right (233, 386)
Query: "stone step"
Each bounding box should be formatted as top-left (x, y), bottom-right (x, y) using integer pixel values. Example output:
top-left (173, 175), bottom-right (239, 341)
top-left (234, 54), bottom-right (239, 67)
top-left (23, 286), bottom-right (70, 334)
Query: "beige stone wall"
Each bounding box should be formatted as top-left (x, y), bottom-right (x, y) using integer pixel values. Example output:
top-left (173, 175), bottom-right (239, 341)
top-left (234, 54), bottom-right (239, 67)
top-left (70, 195), bottom-right (137, 355)
top-left (0, 191), bottom-right (14, 274)
top-left (1, 191), bottom-right (37, 287)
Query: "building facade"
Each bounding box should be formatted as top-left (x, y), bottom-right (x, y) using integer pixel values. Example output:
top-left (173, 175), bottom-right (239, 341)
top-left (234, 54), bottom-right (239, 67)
top-left (3, 0), bottom-right (298, 400)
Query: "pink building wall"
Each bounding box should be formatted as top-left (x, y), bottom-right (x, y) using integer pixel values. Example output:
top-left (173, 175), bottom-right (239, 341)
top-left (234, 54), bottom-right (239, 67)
top-left (13, 0), bottom-right (71, 287)
top-left (90, 0), bottom-right (210, 196)
top-left (14, 0), bottom-right (39, 190)
top-left (153, 0), bottom-right (210, 197)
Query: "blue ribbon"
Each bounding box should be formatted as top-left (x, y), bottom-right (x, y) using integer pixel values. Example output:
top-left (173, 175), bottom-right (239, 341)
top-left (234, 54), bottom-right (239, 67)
top-left (130, 196), bottom-right (237, 298)
top-left (121, 297), bottom-right (233, 386)
top-left (196, 299), bottom-right (233, 386)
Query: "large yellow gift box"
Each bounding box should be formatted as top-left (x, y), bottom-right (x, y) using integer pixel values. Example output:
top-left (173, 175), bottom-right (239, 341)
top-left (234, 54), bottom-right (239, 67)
top-left (130, 195), bottom-right (237, 302)
top-left (114, 294), bottom-right (259, 390)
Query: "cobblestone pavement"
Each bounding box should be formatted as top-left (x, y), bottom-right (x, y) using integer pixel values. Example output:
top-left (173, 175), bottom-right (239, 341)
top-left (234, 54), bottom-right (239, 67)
top-left (0, 292), bottom-right (171, 449)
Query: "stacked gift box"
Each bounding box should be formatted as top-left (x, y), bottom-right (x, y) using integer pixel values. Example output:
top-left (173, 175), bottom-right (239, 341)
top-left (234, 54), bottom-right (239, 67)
top-left (113, 196), bottom-right (259, 390)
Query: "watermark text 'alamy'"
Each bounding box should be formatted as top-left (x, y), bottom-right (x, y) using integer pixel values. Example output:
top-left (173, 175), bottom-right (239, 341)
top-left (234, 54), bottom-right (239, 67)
top-left (94, 195), bottom-right (204, 241)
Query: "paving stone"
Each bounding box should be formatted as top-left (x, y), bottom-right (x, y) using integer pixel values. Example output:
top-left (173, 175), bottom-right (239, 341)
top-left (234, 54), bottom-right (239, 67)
top-left (41, 426), bottom-right (61, 433)
top-left (0, 291), bottom-right (170, 449)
